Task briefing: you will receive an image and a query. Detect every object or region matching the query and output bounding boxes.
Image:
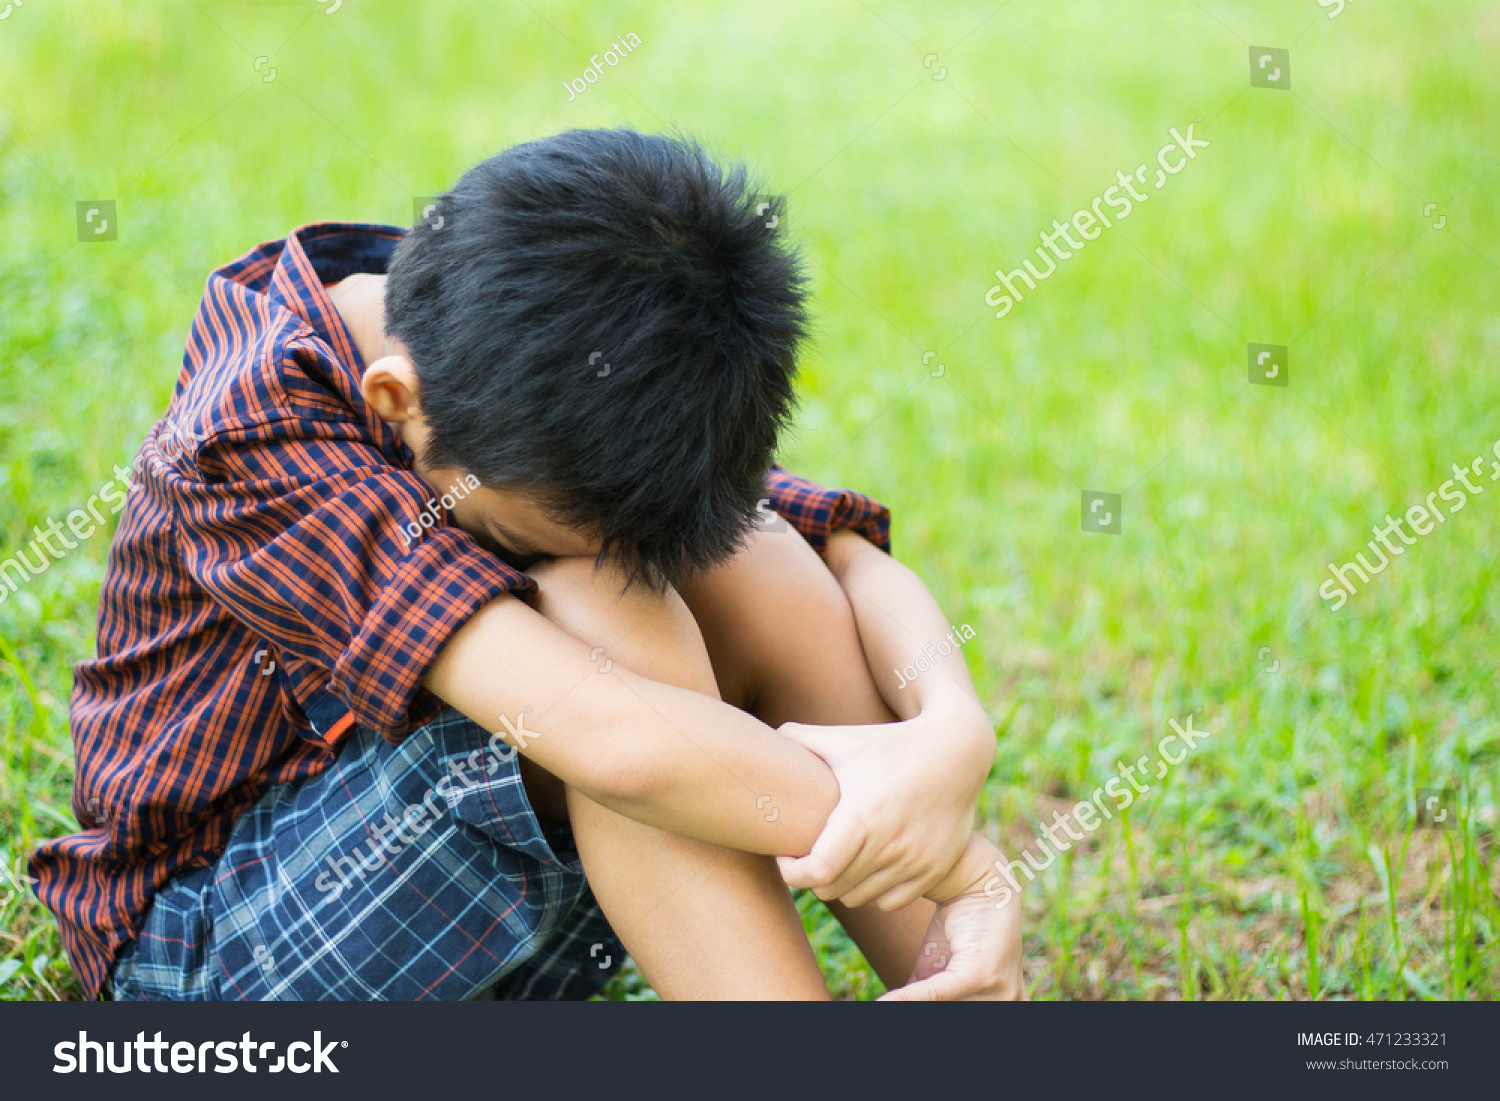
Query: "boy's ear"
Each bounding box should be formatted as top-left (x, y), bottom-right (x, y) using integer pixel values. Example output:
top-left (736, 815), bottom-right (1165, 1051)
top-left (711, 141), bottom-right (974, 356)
top-left (361, 355), bottom-right (423, 425)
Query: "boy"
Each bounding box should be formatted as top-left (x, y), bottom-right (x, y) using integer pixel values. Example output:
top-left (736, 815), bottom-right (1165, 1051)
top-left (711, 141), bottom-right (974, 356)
top-left (33, 128), bottom-right (1024, 1000)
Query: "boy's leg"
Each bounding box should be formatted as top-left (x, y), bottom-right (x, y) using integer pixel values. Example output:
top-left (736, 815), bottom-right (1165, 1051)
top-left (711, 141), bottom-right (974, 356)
top-left (525, 557), bottom-right (830, 1000)
top-left (678, 527), bottom-right (942, 989)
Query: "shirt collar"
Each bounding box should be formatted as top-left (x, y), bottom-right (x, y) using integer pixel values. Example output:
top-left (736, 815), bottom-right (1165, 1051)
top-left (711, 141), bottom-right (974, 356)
top-left (270, 221), bottom-right (404, 376)
top-left (261, 222), bottom-right (416, 463)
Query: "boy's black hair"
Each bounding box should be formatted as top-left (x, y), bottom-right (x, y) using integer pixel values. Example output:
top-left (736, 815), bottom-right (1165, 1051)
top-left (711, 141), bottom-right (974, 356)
top-left (385, 128), bottom-right (808, 589)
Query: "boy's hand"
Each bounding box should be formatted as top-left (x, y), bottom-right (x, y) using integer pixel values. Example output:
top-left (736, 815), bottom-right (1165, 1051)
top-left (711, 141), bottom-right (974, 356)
top-left (881, 835), bottom-right (1027, 1001)
top-left (774, 702), bottom-right (992, 910)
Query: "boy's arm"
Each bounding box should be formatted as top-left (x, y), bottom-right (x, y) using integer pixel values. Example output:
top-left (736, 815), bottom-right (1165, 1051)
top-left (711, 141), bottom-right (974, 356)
top-left (775, 530), bottom-right (996, 910)
top-left (182, 412), bottom-right (999, 970)
top-left (179, 411), bottom-right (839, 854)
top-left (424, 592), bottom-right (842, 856)
top-left (427, 592), bottom-right (1025, 1000)
top-left (823, 529), bottom-right (987, 723)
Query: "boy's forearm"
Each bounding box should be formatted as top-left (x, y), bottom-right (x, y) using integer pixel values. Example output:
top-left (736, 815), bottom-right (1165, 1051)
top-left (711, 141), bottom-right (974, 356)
top-left (825, 531), bottom-right (988, 731)
top-left (604, 669), bottom-right (841, 854)
top-left (423, 594), bottom-right (839, 856)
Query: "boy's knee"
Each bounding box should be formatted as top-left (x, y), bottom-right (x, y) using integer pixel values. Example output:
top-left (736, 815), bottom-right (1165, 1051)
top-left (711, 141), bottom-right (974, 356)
top-left (681, 528), bottom-right (865, 704)
top-left (526, 556), bottom-right (720, 698)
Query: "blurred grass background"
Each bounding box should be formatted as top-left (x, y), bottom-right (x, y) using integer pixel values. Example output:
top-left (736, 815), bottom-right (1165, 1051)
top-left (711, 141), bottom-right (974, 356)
top-left (1, 0), bottom-right (1497, 999)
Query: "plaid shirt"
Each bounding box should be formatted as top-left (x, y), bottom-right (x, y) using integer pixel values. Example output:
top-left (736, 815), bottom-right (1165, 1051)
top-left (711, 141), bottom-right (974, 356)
top-left (32, 222), bottom-right (892, 999)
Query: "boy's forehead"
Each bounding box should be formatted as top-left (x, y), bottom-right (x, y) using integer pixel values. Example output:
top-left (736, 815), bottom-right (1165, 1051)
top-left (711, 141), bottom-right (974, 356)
top-left (466, 481), bottom-right (599, 555)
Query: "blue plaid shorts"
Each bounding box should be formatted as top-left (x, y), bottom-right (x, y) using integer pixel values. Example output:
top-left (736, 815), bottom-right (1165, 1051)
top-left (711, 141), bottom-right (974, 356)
top-left (107, 708), bottom-right (623, 1000)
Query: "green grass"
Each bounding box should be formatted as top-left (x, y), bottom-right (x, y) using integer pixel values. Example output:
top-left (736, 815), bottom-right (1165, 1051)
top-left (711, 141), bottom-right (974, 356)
top-left (2, 0), bottom-right (1497, 1000)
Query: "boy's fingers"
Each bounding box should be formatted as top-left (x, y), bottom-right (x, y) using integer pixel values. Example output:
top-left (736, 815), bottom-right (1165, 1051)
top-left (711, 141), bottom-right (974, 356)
top-left (811, 836), bottom-right (895, 900)
top-left (834, 863), bottom-right (912, 910)
top-left (878, 967), bottom-right (974, 1002)
top-left (811, 836), bottom-right (876, 900)
top-left (778, 815), bottom-right (863, 889)
top-left (871, 878), bottom-right (928, 912)
top-left (774, 853), bottom-right (816, 882)
top-left (775, 851), bottom-right (835, 889)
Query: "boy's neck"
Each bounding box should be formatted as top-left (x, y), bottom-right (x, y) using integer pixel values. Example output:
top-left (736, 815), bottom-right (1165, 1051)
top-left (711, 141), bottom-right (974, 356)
top-left (326, 272), bottom-right (391, 372)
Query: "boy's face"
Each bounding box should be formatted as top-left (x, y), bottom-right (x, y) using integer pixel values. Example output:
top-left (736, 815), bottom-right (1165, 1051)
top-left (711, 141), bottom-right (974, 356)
top-left (332, 272), bottom-right (601, 568)
top-left (417, 465), bottom-right (602, 570)
top-left (398, 412), bottom-right (602, 568)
